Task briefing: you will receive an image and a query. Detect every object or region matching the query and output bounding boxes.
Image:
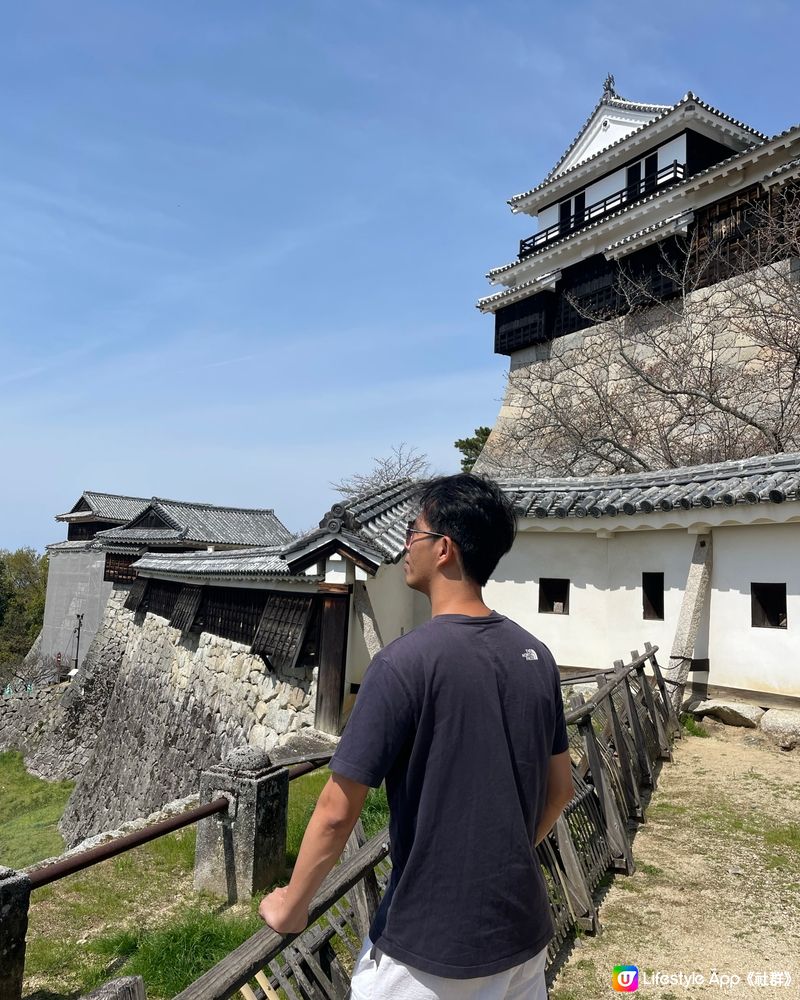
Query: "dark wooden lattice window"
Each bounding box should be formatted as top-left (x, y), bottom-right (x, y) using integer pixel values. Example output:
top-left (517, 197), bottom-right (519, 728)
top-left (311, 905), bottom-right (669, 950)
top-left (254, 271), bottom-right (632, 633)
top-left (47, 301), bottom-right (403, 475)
top-left (642, 572), bottom-right (665, 621)
top-left (143, 580), bottom-right (183, 620)
top-left (193, 586), bottom-right (267, 645)
top-left (252, 593), bottom-right (315, 671)
top-left (68, 521), bottom-right (110, 541)
top-left (104, 552), bottom-right (138, 583)
top-left (751, 583), bottom-right (787, 629)
top-left (539, 578), bottom-right (570, 615)
top-left (124, 577), bottom-right (149, 613)
top-left (170, 585), bottom-right (203, 632)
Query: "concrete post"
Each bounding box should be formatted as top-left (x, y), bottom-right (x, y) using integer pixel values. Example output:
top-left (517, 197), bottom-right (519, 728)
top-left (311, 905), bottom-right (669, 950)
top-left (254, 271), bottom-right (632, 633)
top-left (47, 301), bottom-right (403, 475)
top-left (665, 532), bottom-right (713, 712)
top-left (0, 866), bottom-right (31, 1000)
top-left (194, 747), bottom-right (288, 903)
top-left (79, 977), bottom-right (146, 1000)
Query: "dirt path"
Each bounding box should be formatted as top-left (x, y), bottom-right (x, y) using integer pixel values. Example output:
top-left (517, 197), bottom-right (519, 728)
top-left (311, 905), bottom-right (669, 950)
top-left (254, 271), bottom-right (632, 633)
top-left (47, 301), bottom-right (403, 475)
top-left (550, 722), bottom-right (800, 1000)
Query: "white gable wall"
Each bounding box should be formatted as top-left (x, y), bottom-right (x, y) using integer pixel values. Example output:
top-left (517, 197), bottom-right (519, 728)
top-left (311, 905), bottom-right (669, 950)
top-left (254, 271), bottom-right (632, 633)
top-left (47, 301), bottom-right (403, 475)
top-left (556, 107), bottom-right (661, 176)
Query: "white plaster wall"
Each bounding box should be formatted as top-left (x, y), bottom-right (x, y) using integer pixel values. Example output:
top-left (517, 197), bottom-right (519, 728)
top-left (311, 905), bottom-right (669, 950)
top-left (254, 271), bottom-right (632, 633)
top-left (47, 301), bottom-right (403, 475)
top-left (657, 134), bottom-right (686, 171)
top-left (708, 524), bottom-right (800, 698)
top-left (605, 529), bottom-right (698, 661)
top-left (537, 203), bottom-right (559, 231)
top-left (40, 548), bottom-right (113, 669)
top-left (584, 166), bottom-right (628, 212)
top-left (486, 531), bottom-right (612, 667)
top-left (486, 528), bottom-right (699, 670)
top-left (346, 562), bottom-right (422, 689)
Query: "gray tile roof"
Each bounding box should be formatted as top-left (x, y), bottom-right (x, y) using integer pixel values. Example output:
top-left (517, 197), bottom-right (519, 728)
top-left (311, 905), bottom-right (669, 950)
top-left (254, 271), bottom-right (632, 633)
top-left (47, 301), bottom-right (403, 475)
top-left (133, 546), bottom-right (318, 583)
top-left (498, 453), bottom-right (800, 520)
top-left (283, 480), bottom-right (420, 572)
top-left (509, 91), bottom-right (766, 209)
top-left (287, 455), bottom-right (800, 573)
top-left (46, 540), bottom-right (98, 552)
top-left (57, 491), bottom-right (150, 523)
top-left (95, 498), bottom-right (292, 548)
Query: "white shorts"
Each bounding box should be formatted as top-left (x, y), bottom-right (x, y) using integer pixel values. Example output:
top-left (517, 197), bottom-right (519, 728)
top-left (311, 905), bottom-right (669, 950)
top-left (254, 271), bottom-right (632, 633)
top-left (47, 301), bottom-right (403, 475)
top-left (348, 936), bottom-right (548, 1000)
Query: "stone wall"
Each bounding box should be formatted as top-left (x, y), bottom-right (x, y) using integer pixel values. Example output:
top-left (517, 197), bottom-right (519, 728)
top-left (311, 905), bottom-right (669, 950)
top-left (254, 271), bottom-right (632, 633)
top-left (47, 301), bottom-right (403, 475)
top-left (24, 585), bottom-right (140, 781)
top-left (0, 682), bottom-right (68, 758)
top-left (476, 260), bottom-right (799, 476)
top-left (59, 591), bottom-right (317, 846)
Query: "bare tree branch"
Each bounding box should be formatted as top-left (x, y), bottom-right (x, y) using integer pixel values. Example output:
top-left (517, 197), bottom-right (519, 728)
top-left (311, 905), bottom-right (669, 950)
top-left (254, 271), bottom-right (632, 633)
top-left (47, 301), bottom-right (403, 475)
top-left (331, 443), bottom-right (430, 499)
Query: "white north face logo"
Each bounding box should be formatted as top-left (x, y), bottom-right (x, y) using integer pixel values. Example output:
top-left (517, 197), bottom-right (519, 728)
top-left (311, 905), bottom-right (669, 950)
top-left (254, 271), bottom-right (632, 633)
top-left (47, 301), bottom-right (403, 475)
top-left (522, 649), bottom-right (538, 661)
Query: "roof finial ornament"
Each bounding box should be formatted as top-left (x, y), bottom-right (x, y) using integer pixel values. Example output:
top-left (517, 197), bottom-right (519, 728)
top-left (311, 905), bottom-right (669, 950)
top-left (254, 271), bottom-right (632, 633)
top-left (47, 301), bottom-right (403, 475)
top-left (602, 73), bottom-right (616, 100)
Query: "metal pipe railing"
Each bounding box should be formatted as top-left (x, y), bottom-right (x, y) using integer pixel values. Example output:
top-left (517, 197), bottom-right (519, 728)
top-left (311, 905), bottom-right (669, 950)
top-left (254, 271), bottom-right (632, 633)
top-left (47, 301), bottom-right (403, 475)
top-left (26, 796), bottom-right (230, 890)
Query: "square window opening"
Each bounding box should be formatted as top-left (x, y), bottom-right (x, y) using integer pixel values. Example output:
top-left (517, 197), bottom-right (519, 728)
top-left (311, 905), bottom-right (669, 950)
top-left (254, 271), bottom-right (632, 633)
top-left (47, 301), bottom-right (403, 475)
top-left (751, 583), bottom-right (787, 629)
top-left (642, 572), bottom-right (665, 621)
top-left (539, 578), bottom-right (570, 615)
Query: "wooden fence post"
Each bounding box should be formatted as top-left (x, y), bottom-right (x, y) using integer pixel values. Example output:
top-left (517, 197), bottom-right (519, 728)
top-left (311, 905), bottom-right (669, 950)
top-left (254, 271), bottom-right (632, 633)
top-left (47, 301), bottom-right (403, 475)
top-left (554, 816), bottom-right (598, 932)
top-left (632, 650), bottom-right (672, 760)
top-left (79, 977), bottom-right (147, 1000)
top-left (614, 661), bottom-right (655, 789)
top-left (576, 716), bottom-right (634, 874)
top-left (604, 689), bottom-right (644, 821)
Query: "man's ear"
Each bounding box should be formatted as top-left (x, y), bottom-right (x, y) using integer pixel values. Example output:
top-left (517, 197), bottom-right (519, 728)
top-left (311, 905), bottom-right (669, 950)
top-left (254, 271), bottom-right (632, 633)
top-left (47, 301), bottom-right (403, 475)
top-left (438, 535), bottom-right (458, 568)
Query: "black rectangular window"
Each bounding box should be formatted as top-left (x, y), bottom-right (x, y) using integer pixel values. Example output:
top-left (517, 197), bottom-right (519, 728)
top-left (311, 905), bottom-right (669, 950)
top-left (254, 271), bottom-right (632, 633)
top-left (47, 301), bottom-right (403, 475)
top-left (644, 153), bottom-right (658, 193)
top-left (558, 199), bottom-right (571, 235)
top-left (751, 583), bottom-right (787, 629)
top-left (626, 161), bottom-right (641, 200)
top-left (539, 578), bottom-right (570, 615)
top-left (573, 191), bottom-right (586, 227)
top-left (642, 572), bottom-right (665, 620)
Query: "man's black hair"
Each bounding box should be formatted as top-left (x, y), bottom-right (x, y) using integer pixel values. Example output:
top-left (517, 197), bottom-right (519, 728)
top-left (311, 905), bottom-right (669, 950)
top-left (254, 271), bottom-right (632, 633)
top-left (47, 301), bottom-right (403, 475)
top-left (414, 473), bottom-right (516, 587)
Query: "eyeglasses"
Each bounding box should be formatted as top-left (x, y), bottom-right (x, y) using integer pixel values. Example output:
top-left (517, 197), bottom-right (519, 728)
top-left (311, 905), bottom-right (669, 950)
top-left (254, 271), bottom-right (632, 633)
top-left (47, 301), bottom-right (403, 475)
top-left (404, 521), bottom-right (447, 549)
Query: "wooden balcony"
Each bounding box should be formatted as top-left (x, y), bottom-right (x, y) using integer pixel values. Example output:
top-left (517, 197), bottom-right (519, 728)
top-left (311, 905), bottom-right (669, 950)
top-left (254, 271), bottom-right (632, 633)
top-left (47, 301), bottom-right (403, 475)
top-left (519, 161), bottom-right (687, 259)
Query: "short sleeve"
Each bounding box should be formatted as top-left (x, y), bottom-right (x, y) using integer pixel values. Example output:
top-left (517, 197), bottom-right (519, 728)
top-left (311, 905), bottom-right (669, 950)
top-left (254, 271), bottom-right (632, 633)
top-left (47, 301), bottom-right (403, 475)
top-left (551, 661), bottom-right (569, 755)
top-left (329, 651), bottom-right (417, 787)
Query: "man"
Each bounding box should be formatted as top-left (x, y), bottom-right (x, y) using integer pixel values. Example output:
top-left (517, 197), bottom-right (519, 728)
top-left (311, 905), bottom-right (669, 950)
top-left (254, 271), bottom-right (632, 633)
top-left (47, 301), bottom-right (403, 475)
top-left (260, 473), bottom-right (573, 999)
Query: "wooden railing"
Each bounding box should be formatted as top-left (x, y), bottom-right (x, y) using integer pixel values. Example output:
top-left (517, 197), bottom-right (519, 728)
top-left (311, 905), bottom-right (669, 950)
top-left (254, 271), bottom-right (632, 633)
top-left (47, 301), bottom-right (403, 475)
top-left (519, 162), bottom-right (687, 258)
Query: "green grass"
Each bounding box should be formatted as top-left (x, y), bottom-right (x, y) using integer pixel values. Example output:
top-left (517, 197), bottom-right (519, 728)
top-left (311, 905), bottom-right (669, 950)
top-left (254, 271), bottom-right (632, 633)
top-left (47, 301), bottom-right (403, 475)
top-left (679, 712), bottom-right (710, 737)
top-left (87, 909), bottom-right (264, 997)
top-left (23, 763), bottom-right (390, 998)
top-left (0, 750), bottom-right (74, 868)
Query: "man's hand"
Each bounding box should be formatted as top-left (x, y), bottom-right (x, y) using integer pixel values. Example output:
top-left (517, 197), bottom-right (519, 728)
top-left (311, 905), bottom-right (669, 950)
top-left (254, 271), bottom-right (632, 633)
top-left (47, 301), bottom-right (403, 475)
top-left (259, 774), bottom-right (369, 937)
top-left (259, 886), bottom-right (309, 935)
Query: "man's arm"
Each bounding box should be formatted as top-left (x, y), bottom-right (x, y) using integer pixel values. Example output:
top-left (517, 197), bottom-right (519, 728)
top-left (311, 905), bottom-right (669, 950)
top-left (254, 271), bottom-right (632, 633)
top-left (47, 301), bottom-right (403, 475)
top-left (534, 750), bottom-right (574, 846)
top-left (259, 773), bottom-right (369, 934)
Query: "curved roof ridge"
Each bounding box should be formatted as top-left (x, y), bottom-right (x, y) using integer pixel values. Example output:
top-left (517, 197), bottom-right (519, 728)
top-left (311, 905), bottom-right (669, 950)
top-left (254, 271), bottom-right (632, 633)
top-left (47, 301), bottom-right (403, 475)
top-left (509, 91), bottom-right (766, 208)
top-left (149, 496), bottom-right (277, 514)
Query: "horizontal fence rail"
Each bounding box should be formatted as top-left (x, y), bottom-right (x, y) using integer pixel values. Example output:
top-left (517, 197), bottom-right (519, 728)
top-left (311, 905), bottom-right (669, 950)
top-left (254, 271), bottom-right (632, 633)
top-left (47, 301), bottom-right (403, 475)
top-left (168, 642), bottom-right (682, 1000)
top-left (26, 797), bottom-right (230, 890)
top-left (25, 754), bottom-right (334, 893)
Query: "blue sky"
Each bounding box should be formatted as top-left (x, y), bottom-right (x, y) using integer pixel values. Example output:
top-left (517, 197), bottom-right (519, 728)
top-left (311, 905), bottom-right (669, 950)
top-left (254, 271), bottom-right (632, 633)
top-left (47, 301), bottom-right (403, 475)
top-left (2, 1), bottom-right (798, 549)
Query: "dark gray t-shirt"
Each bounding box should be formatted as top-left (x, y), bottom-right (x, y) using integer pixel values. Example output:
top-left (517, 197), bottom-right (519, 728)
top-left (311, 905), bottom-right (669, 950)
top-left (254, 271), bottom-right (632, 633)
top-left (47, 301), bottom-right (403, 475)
top-left (329, 611), bottom-right (569, 979)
